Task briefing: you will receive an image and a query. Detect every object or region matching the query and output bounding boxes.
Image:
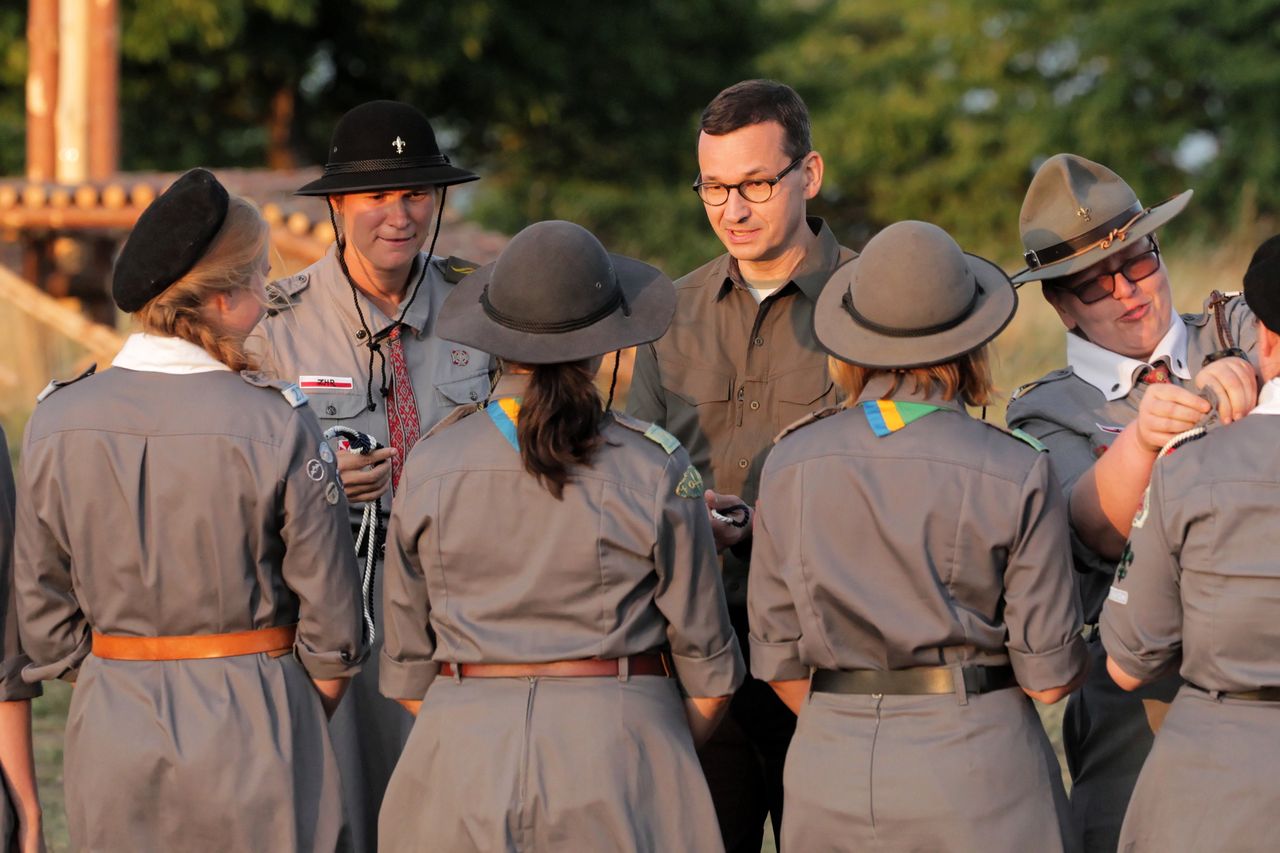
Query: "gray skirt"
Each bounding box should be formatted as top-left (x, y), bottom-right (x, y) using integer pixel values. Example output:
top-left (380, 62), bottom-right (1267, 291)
top-left (1119, 685), bottom-right (1280, 852)
top-left (782, 687), bottom-right (1074, 853)
top-left (64, 654), bottom-right (348, 852)
top-left (378, 674), bottom-right (724, 853)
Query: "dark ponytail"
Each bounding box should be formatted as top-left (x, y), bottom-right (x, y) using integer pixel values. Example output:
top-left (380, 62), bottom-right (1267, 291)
top-left (513, 360), bottom-right (605, 499)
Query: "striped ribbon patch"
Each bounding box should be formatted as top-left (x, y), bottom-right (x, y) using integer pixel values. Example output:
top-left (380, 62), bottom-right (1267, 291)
top-left (861, 400), bottom-right (943, 437)
top-left (485, 397), bottom-right (522, 452)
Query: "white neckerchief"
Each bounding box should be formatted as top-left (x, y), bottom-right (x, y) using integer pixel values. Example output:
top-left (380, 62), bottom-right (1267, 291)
top-left (1250, 377), bottom-right (1280, 416)
top-left (112, 333), bottom-right (231, 374)
top-left (1066, 305), bottom-right (1190, 401)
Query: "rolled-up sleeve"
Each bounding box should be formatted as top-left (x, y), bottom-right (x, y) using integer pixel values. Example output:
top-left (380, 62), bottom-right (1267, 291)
top-left (380, 475), bottom-right (441, 700)
top-left (0, 430), bottom-right (39, 701)
top-left (747, 461), bottom-right (808, 682)
top-left (1100, 466), bottom-right (1184, 682)
top-left (278, 409), bottom-right (367, 680)
top-left (1002, 453), bottom-right (1088, 691)
top-left (651, 451), bottom-right (744, 698)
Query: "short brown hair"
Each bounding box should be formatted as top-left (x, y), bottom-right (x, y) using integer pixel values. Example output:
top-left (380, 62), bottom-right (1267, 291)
top-left (700, 79), bottom-right (812, 160)
top-left (827, 346), bottom-right (997, 409)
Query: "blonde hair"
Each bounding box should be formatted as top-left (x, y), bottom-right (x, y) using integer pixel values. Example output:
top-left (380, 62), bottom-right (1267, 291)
top-left (828, 346), bottom-right (997, 408)
top-left (134, 195), bottom-right (268, 372)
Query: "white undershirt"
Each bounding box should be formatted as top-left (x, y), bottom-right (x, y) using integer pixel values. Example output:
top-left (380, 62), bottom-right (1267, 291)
top-left (112, 333), bottom-right (231, 374)
top-left (1250, 377), bottom-right (1280, 416)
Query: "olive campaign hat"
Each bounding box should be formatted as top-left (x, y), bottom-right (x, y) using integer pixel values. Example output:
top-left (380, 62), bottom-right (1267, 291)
top-left (112, 168), bottom-right (229, 312)
top-left (295, 100), bottom-right (479, 196)
top-left (439, 220), bottom-right (675, 364)
top-left (815, 220), bottom-right (1016, 369)
top-left (1011, 153), bottom-right (1191, 284)
top-left (1243, 234), bottom-right (1280, 333)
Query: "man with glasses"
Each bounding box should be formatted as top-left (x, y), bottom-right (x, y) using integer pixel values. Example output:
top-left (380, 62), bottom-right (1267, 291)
top-left (628, 78), bottom-right (854, 853)
top-left (1006, 153), bottom-right (1259, 853)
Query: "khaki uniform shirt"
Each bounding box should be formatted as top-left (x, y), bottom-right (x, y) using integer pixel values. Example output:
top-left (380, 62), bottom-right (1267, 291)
top-left (15, 363), bottom-right (366, 681)
top-left (749, 375), bottom-right (1087, 691)
top-left (1007, 294), bottom-right (1258, 622)
top-left (381, 374), bottom-right (745, 701)
top-left (1101, 378), bottom-right (1280, 690)
top-left (250, 247), bottom-right (492, 523)
top-left (0, 427), bottom-right (37, 703)
top-left (627, 218), bottom-right (855, 602)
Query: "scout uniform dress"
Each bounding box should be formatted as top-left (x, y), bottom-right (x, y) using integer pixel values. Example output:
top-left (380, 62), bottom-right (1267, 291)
top-left (250, 245), bottom-right (491, 850)
top-left (1006, 294), bottom-right (1257, 850)
top-left (378, 374), bottom-right (745, 852)
top-left (627, 216), bottom-right (855, 851)
top-left (14, 334), bottom-right (366, 852)
top-left (0, 426), bottom-right (40, 849)
top-left (1100, 377), bottom-right (1280, 852)
top-left (750, 376), bottom-right (1087, 853)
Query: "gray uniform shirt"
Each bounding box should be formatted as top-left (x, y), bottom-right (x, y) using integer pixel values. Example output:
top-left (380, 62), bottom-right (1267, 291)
top-left (0, 427), bottom-right (38, 703)
top-left (749, 376), bottom-right (1087, 691)
top-left (15, 367), bottom-right (366, 681)
top-left (381, 374), bottom-right (745, 701)
top-left (627, 218), bottom-right (855, 603)
top-left (1101, 382), bottom-right (1280, 690)
top-left (251, 247), bottom-right (492, 522)
top-left (1007, 294), bottom-right (1258, 622)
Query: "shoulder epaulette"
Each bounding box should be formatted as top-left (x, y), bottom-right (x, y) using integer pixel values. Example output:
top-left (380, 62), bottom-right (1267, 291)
top-left (1010, 427), bottom-right (1048, 452)
top-left (1009, 367), bottom-right (1073, 403)
top-left (440, 256), bottom-right (479, 284)
top-left (36, 364), bottom-right (96, 403)
top-left (425, 403), bottom-right (480, 439)
top-left (610, 412), bottom-right (683, 455)
top-left (239, 371), bottom-right (308, 408)
top-left (773, 405), bottom-right (841, 444)
top-left (264, 272), bottom-right (311, 311)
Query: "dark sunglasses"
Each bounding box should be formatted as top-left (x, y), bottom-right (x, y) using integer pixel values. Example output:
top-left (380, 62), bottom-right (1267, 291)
top-left (1052, 237), bottom-right (1162, 305)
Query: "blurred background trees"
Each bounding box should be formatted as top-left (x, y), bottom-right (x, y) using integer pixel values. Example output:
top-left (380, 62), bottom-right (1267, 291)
top-left (5, 0), bottom-right (1280, 270)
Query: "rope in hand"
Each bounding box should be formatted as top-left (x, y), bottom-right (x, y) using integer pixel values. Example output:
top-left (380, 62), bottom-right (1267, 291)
top-left (323, 425), bottom-right (383, 647)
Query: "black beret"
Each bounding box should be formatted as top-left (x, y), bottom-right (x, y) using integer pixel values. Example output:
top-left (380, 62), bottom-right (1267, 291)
top-left (112, 168), bottom-right (230, 312)
top-left (1244, 234), bottom-right (1280, 334)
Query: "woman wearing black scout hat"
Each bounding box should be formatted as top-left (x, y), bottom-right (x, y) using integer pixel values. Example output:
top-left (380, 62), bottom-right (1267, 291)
top-left (250, 99), bottom-right (491, 852)
top-left (1098, 235), bottom-right (1280, 852)
top-left (15, 168), bottom-right (367, 851)
top-left (377, 220), bottom-right (744, 852)
top-left (747, 220), bottom-right (1087, 852)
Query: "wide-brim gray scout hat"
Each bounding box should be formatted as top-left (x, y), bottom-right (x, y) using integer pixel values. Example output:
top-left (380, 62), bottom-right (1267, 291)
top-left (815, 220), bottom-right (1016, 369)
top-left (296, 100), bottom-right (479, 196)
top-left (1011, 153), bottom-right (1191, 284)
top-left (438, 220), bottom-right (676, 364)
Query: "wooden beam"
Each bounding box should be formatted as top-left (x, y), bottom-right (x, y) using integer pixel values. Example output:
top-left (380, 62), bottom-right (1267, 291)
top-left (87, 0), bottom-right (119, 179)
top-left (26, 0), bottom-right (59, 182)
top-left (55, 0), bottom-right (90, 184)
top-left (0, 265), bottom-right (124, 365)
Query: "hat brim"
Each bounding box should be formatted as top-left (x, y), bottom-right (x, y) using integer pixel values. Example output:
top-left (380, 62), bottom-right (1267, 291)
top-left (815, 254), bottom-right (1017, 369)
top-left (1011, 189), bottom-right (1192, 285)
top-left (437, 254), bottom-right (676, 364)
top-left (295, 166), bottom-right (480, 197)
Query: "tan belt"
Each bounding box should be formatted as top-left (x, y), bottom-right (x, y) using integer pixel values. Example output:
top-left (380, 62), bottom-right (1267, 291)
top-left (440, 652), bottom-right (672, 680)
top-left (92, 624), bottom-right (297, 661)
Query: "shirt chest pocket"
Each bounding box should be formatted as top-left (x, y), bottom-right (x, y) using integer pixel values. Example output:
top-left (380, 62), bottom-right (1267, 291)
top-left (664, 363), bottom-right (733, 408)
top-left (434, 373), bottom-right (489, 408)
top-left (772, 367), bottom-right (835, 431)
top-left (313, 390), bottom-right (374, 427)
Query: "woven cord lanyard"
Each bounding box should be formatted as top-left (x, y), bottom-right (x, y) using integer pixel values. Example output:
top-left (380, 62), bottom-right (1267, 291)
top-left (322, 425), bottom-right (382, 646)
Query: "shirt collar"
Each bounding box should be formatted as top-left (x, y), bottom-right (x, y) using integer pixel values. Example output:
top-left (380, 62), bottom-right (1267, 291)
top-left (853, 373), bottom-right (967, 414)
top-left (716, 217), bottom-right (839, 303)
top-left (1065, 305), bottom-right (1190, 401)
top-left (1251, 377), bottom-right (1280, 416)
top-left (320, 245), bottom-right (432, 338)
top-left (491, 372), bottom-right (529, 400)
top-left (112, 333), bottom-right (232, 374)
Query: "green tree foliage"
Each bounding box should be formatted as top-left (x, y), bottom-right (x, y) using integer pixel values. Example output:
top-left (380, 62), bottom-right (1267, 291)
top-left (0, 8), bottom-right (27, 177)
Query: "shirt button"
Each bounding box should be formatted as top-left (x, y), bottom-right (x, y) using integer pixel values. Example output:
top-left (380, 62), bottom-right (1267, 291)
top-left (738, 458), bottom-right (749, 469)
top-left (750, 400), bottom-right (760, 410)
top-left (325, 404), bottom-right (337, 415)
top-left (753, 336), bottom-right (764, 346)
top-left (469, 391), bottom-right (479, 401)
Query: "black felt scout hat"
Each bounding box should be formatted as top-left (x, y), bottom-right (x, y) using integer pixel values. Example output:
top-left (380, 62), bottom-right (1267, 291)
top-left (439, 220), bottom-right (675, 364)
top-left (1012, 153), bottom-right (1191, 284)
top-left (1244, 234), bottom-right (1280, 333)
top-left (295, 100), bottom-right (479, 196)
top-left (816, 220), bottom-right (1016, 369)
top-left (112, 167), bottom-right (229, 313)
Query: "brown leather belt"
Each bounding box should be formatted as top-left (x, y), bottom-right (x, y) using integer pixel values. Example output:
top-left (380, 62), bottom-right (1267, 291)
top-left (811, 664), bottom-right (1017, 696)
top-left (440, 652), bottom-right (672, 680)
top-left (1189, 682), bottom-right (1280, 702)
top-left (92, 624), bottom-right (297, 661)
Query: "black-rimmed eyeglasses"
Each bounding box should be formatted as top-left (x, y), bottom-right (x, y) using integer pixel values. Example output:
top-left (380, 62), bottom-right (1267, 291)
top-left (692, 155), bottom-right (807, 206)
top-left (1051, 237), bottom-right (1162, 305)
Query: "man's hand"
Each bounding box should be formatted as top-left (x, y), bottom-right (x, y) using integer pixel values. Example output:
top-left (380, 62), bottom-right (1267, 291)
top-left (336, 446), bottom-right (397, 503)
top-left (704, 489), bottom-right (752, 552)
top-left (1134, 384), bottom-right (1211, 453)
top-left (1193, 356), bottom-right (1258, 425)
